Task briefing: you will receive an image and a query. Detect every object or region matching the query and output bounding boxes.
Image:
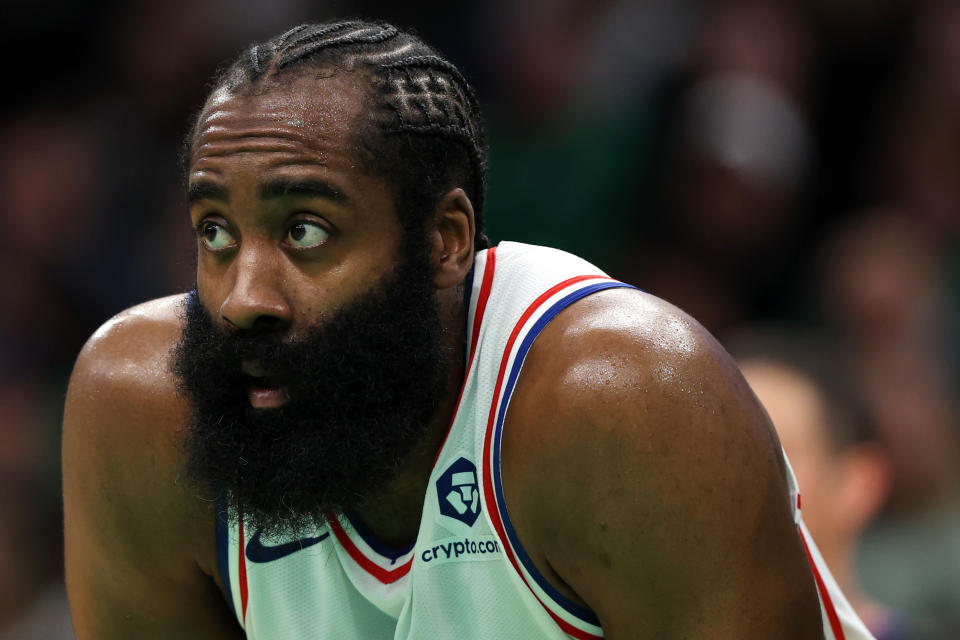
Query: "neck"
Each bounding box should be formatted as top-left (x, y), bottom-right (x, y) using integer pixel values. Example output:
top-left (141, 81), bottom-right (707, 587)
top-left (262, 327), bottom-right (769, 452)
top-left (348, 283), bottom-right (468, 548)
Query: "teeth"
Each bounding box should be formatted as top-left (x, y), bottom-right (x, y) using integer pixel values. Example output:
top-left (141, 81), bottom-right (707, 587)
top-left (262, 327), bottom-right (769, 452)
top-left (241, 361), bottom-right (269, 378)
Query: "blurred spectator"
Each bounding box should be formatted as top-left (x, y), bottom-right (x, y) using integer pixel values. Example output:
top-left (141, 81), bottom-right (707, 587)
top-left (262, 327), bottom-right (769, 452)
top-left (0, 113), bottom-right (106, 377)
top-left (0, 380), bottom-right (71, 639)
top-left (617, 0), bottom-right (814, 334)
top-left (0, 581), bottom-right (74, 640)
top-left (876, 1), bottom-right (960, 243)
top-left (816, 211), bottom-right (960, 635)
top-left (819, 211), bottom-right (960, 507)
top-left (476, 0), bottom-right (694, 269)
top-left (731, 330), bottom-right (942, 639)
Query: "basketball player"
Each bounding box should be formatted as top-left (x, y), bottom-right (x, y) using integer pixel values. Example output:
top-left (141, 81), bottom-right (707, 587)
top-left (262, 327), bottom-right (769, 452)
top-left (62, 20), bottom-right (875, 639)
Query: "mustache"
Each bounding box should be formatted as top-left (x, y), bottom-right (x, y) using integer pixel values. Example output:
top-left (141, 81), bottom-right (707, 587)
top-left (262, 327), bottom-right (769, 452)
top-left (178, 286), bottom-right (440, 407)
top-left (182, 292), bottom-right (322, 375)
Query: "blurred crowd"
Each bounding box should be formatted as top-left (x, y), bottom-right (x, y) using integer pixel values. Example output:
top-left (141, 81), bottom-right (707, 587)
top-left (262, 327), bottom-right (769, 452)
top-left (2, 0), bottom-right (958, 638)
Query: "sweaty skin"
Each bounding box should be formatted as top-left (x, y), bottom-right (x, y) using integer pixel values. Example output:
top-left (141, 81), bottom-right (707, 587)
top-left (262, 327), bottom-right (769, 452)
top-left (501, 289), bottom-right (825, 638)
top-left (63, 69), bottom-right (825, 639)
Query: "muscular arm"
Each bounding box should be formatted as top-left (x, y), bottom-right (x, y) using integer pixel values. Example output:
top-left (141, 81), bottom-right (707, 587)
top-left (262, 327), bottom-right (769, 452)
top-left (503, 289), bottom-right (824, 639)
top-left (63, 296), bottom-right (243, 639)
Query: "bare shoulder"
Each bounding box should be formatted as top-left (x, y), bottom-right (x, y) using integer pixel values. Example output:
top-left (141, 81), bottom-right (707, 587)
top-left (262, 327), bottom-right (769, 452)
top-left (64, 291), bottom-right (202, 526)
top-left (503, 287), bottom-right (781, 525)
top-left (64, 294), bottom-right (194, 501)
top-left (73, 293), bottom-right (187, 384)
top-left (505, 287), bottom-right (775, 457)
top-left (63, 294), bottom-right (237, 638)
top-left (502, 288), bottom-right (822, 638)
top-left (64, 293), bottom-right (199, 541)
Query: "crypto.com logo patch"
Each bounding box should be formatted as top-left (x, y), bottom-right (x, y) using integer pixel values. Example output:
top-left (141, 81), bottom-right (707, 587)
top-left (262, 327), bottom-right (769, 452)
top-left (436, 457), bottom-right (481, 527)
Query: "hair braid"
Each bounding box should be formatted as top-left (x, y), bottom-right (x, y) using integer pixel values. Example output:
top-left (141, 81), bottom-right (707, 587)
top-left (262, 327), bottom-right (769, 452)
top-left (272, 24), bottom-right (311, 48)
top-left (279, 21), bottom-right (355, 49)
top-left (380, 55), bottom-right (481, 113)
top-left (249, 45), bottom-right (263, 75)
top-left (278, 23), bottom-right (400, 69)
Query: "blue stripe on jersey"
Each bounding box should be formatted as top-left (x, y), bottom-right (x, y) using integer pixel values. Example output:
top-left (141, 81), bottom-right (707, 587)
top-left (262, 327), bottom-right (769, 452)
top-left (492, 281), bottom-right (637, 627)
top-left (462, 261), bottom-right (476, 363)
top-left (215, 493), bottom-right (237, 618)
top-left (463, 262), bottom-right (475, 320)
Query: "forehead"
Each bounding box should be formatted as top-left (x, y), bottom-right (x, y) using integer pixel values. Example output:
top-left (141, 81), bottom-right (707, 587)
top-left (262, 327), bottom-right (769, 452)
top-left (189, 69), bottom-right (372, 166)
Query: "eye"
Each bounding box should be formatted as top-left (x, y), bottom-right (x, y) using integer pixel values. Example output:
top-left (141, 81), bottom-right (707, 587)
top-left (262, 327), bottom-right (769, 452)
top-left (198, 220), bottom-right (236, 251)
top-left (286, 221), bottom-right (330, 249)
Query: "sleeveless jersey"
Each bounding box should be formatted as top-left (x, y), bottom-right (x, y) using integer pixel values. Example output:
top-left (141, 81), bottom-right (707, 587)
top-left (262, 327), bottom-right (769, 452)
top-left (217, 241), bottom-right (875, 639)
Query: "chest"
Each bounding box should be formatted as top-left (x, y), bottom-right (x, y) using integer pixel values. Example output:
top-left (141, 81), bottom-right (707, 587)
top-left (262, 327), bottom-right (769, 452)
top-left (231, 439), bottom-right (565, 639)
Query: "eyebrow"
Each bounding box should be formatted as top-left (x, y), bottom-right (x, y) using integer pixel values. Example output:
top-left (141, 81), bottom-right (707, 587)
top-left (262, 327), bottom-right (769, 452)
top-left (187, 179), bottom-right (348, 206)
top-left (259, 179), bottom-right (347, 203)
top-left (187, 181), bottom-right (229, 204)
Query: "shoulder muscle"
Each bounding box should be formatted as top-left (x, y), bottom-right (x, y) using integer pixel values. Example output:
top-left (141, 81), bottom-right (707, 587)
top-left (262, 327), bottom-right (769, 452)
top-left (502, 288), bottom-right (823, 639)
top-left (63, 295), bottom-right (241, 638)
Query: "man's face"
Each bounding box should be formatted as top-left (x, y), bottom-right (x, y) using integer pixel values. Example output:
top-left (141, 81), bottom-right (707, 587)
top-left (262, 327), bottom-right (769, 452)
top-left (187, 71), bottom-right (404, 340)
top-left (173, 71), bottom-right (448, 537)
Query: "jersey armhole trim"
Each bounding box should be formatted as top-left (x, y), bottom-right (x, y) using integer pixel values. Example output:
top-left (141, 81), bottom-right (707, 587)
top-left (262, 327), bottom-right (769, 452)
top-left (431, 246), bottom-right (497, 470)
top-left (483, 277), bottom-right (637, 640)
top-left (238, 510), bottom-right (249, 624)
top-left (799, 524), bottom-right (846, 640)
top-left (214, 493), bottom-right (237, 620)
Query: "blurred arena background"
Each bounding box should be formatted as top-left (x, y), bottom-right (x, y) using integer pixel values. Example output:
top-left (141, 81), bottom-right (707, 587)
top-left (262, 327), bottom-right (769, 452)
top-left (1, 0), bottom-right (958, 638)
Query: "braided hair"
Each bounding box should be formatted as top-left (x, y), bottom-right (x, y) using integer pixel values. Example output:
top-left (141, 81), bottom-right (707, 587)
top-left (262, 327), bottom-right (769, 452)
top-left (197, 19), bottom-right (489, 250)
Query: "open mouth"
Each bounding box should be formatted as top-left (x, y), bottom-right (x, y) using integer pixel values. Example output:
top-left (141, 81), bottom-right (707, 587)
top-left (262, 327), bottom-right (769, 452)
top-left (241, 362), bottom-right (290, 409)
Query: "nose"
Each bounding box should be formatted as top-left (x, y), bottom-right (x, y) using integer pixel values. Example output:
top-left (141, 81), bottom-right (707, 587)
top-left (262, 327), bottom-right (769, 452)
top-left (219, 244), bottom-right (291, 332)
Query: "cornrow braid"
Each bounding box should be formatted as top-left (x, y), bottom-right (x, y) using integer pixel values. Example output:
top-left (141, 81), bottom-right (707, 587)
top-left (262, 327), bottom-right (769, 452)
top-left (379, 55), bottom-right (482, 114)
top-left (249, 45), bottom-right (263, 75)
top-left (277, 20), bottom-right (355, 49)
top-left (272, 23), bottom-right (311, 48)
top-left (204, 19), bottom-right (489, 250)
top-left (277, 23), bottom-right (400, 69)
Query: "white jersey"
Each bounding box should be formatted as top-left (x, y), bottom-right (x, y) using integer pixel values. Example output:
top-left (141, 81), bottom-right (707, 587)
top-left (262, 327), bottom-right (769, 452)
top-left (217, 241), bottom-right (875, 639)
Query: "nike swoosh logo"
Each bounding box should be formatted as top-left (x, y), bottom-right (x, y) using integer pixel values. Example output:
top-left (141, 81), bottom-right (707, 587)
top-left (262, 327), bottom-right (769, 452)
top-left (245, 528), bottom-right (329, 563)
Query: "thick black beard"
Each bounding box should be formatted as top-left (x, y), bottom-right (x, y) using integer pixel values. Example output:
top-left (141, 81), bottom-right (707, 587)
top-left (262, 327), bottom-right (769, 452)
top-left (171, 240), bottom-right (448, 539)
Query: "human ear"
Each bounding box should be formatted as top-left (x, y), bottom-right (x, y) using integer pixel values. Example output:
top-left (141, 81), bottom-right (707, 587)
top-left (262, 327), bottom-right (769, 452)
top-left (834, 445), bottom-right (890, 538)
top-left (431, 188), bottom-right (475, 289)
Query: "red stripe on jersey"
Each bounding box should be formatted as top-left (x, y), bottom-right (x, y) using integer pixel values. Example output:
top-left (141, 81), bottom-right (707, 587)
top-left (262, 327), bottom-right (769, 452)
top-left (470, 247), bottom-right (496, 358)
top-left (432, 246), bottom-right (497, 469)
top-left (481, 274), bottom-right (610, 640)
top-left (799, 525), bottom-right (845, 640)
top-left (327, 514), bottom-right (412, 584)
top-left (238, 512), bottom-right (248, 622)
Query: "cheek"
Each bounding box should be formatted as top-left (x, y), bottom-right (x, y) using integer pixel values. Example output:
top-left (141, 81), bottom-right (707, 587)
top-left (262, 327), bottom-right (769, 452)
top-left (283, 280), bottom-right (352, 332)
top-left (195, 263), bottom-right (227, 308)
top-left (286, 295), bottom-right (325, 328)
top-left (285, 253), bottom-right (389, 314)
